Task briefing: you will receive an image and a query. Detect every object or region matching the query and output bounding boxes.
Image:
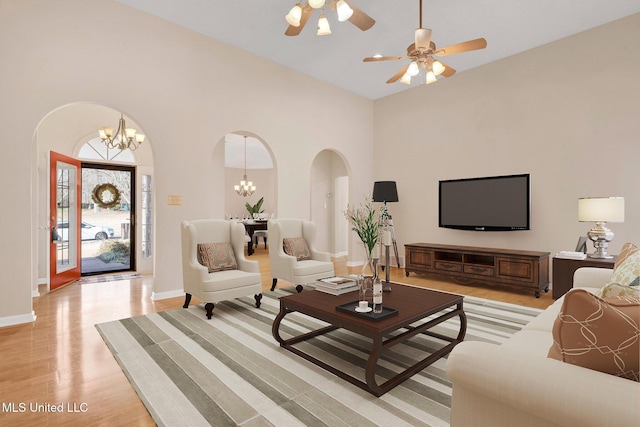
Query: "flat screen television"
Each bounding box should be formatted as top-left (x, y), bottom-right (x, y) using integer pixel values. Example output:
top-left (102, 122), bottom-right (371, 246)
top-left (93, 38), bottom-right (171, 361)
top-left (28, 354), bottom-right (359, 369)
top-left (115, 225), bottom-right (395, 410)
top-left (439, 173), bottom-right (530, 231)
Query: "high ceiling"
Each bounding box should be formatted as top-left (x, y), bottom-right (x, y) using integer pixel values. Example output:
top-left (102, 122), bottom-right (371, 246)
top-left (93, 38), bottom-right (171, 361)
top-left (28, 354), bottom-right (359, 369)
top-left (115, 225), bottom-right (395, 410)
top-left (117, 0), bottom-right (639, 100)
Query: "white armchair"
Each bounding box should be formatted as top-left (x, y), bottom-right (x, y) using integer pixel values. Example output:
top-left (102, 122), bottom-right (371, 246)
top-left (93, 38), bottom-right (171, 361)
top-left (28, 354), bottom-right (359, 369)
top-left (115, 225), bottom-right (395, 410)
top-left (268, 218), bottom-right (334, 292)
top-left (181, 219), bottom-right (263, 319)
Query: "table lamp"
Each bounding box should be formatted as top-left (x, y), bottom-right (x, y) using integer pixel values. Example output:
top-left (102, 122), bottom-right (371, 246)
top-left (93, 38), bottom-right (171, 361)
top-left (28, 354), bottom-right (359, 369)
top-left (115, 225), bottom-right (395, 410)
top-left (578, 197), bottom-right (624, 259)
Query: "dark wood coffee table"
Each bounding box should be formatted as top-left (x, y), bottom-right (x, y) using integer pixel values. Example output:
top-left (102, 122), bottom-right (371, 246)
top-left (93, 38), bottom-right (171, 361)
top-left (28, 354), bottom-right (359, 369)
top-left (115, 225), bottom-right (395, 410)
top-left (272, 283), bottom-right (466, 396)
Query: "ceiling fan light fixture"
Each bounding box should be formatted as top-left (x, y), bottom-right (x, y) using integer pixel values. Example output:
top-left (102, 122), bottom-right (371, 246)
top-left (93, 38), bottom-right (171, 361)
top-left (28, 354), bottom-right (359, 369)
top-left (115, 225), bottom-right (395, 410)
top-left (407, 61), bottom-right (420, 76)
top-left (285, 4), bottom-right (303, 26)
top-left (363, 0), bottom-right (486, 87)
top-left (336, 0), bottom-right (354, 22)
top-left (317, 14), bottom-right (331, 35)
top-left (432, 60), bottom-right (445, 76)
top-left (285, 0), bottom-right (374, 37)
top-left (308, 0), bottom-right (325, 9)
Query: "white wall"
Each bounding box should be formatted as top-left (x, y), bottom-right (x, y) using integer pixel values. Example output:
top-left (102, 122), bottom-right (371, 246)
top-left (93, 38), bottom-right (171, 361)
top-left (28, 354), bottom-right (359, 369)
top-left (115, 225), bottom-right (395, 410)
top-left (0, 0), bottom-right (374, 324)
top-left (374, 14), bottom-right (640, 266)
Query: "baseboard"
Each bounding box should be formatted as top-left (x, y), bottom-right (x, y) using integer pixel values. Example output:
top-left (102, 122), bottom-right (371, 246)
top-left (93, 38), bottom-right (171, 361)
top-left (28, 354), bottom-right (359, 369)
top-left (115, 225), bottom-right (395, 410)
top-left (380, 256), bottom-right (404, 268)
top-left (346, 261), bottom-right (364, 268)
top-left (0, 311), bottom-right (37, 327)
top-left (151, 289), bottom-right (184, 301)
top-left (347, 257), bottom-right (405, 268)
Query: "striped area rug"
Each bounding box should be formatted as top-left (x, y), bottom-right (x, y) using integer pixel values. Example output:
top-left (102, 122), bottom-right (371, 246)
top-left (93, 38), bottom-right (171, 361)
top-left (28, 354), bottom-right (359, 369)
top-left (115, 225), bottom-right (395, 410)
top-left (79, 273), bottom-right (141, 283)
top-left (96, 287), bottom-right (541, 427)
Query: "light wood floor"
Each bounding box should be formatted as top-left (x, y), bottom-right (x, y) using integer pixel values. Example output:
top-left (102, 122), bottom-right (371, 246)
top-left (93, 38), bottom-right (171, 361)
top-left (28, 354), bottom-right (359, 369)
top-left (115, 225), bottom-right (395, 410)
top-left (0, 248), bottom-right (554, 425)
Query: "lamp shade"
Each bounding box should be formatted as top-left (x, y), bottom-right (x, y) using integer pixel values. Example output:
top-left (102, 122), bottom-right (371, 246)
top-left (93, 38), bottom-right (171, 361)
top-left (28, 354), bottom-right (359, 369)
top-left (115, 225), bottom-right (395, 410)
top-left (285, 4), bottom-right (302, 26)
top-left (372, 181), bottom-right (399, 203)
top-left (317, 14), bottom-right (331, 35)
top-left (578, 197), bottom-right (625, 222)
top-left (336, 0), bottom-right (353, 21)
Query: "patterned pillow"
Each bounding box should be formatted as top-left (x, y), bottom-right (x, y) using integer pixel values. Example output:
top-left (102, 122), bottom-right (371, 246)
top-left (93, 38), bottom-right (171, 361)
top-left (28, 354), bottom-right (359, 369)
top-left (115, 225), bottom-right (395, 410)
top-left (599, 282), bottom-right (640, 299)
top-left (596, 242), bottom-right (640, 297)
top-left (197, 242), bottom-right (238, 273)
top-left (283, 237), bottom-right (311, 261)
top-left (548, 289), bottom-right (640, 381)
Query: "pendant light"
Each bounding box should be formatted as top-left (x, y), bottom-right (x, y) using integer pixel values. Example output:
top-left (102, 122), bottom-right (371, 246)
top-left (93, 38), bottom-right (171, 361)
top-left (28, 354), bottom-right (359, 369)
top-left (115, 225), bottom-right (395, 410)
top-left (234, 136), bottom-right (256, 197)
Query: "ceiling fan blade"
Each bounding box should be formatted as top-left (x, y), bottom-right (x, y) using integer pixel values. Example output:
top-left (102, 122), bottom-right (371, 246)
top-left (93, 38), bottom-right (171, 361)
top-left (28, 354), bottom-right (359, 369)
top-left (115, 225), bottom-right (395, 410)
top-left (387, 64), bottom-right (410, 84)
top-left (284, 4), bottom-right (314, 36)
top-left (435, 38), bottom-right (487, 56)
top-left (363, 55), bottom-right (408, 62)
top-left (348, 3), bottom-right (376, 31)
top-left (438, 61), bottom-right (456, 77)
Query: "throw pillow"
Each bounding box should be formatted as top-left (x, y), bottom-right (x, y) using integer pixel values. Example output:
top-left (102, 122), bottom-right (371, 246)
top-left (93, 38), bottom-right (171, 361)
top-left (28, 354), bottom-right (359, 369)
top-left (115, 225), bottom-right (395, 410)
top-left (595, 242), bottom-right (640, 298)
top-left (283, 237), bottom-right (311, 261)
top-left (197, 242), bottom-right (238, 273)
top-left (548, 289), bottom-right (640, 381)
top-left (598, 282), bottom-right (640, 299)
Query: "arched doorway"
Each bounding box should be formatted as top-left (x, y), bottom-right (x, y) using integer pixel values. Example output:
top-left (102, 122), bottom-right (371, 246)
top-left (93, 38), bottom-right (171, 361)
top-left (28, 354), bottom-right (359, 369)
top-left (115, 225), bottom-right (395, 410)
top-left (311, 149), bottom-right (350, 256)
top-left (219, 132), bottom-right (277, 220)
top-left (35, 103), bottom-right (155, 289)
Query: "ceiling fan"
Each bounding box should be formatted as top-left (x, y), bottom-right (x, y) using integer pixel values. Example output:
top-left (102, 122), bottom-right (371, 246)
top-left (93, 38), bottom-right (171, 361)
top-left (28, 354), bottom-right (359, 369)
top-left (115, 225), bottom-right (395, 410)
top-left (285, 0), bottom-right (375, 36)
top-left (363, 0), bottom-right (487, 85)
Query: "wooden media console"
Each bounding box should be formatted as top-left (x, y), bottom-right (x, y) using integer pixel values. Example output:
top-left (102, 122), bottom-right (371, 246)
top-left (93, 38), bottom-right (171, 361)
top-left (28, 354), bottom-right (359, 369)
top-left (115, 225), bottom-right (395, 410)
top-left (405, 243), bottom-right (550, 298)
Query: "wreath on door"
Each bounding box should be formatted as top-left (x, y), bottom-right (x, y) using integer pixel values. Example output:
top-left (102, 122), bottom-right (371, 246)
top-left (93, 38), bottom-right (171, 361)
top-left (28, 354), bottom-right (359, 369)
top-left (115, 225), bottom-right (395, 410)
top-left (91, 183), bottom-right (121, 209)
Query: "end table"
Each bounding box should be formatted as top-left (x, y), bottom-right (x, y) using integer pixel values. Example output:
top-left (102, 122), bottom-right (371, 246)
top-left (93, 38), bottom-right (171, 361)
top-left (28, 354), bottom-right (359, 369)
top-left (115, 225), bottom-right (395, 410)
top-left (552, 256), bottom-right (616, 299)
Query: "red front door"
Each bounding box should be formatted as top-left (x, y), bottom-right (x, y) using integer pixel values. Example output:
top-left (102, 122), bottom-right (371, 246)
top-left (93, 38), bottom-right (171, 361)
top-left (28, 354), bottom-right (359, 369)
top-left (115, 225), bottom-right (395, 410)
top-left (49, 151), bottom-right (81, 291)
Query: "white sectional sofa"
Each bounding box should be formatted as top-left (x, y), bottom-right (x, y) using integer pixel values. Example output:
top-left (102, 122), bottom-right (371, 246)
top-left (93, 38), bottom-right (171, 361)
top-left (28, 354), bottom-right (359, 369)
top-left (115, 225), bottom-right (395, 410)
top-left (446, 267), bottom-right (640, 427)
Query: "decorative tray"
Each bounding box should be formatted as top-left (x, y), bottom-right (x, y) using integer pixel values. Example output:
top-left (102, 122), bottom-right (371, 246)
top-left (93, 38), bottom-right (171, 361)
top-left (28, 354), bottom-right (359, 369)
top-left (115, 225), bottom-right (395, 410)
top-left (336, 301), bottom-right (398, 321)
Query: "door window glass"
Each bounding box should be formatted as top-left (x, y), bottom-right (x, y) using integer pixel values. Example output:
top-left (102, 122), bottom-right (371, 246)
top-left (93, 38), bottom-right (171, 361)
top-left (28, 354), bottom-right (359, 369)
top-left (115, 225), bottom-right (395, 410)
top-left (56, 162), bottom-right (78, 272)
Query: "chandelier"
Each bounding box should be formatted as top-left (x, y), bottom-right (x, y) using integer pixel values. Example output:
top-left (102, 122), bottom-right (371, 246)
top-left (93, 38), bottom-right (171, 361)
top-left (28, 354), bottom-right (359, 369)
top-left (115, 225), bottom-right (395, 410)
top-left (98, 113), bottom-right (145, 151)
top-left (234, 136), bottom-right (256, 197)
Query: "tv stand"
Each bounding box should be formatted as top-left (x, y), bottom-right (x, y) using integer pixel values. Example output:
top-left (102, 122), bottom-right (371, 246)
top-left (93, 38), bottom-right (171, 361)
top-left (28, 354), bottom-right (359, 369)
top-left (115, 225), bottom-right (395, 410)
top-left (405, 243), bottom-right (550, 298)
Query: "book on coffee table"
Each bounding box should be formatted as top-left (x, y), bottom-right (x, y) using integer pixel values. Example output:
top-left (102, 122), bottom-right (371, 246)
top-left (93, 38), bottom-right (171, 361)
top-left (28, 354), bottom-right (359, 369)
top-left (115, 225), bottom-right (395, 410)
top-left (315, 276), bottom-right (358, 295)
top-left (315, 285), bottom-right (358, 295)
